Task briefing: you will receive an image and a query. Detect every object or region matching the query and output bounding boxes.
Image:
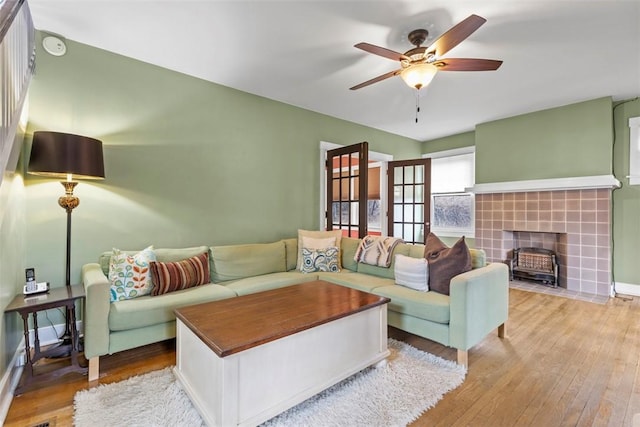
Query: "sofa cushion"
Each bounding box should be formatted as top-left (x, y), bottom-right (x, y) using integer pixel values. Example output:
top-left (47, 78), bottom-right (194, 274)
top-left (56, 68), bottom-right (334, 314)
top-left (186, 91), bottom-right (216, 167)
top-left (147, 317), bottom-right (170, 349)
top-left (372, 285), bottom-right (451, 324)
top-left (150, 252), bottom-right (210, 296)
top-left (424, 233), bottom-right (472, 296)
top-left (108, 283), bottom-right (236, 331)
top-left (210, 241), bottom-right (286, 283)
top-left (99, 246), bottom-right (210, 276)
top-left (108, 246), bottom-right (156, 302)
top-left (356, 243), bottom-right (411, 279)
top-left (224, 272), bottom-right (319, 296)
top-left (319, 272), bottom-right (394, 293)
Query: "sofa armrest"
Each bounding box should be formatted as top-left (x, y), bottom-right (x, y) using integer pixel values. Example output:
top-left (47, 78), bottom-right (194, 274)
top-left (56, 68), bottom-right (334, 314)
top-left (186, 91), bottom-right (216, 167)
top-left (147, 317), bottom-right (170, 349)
top-left (448, 262), bottom-right (509, 351)
top-left (82, 263), bottom-right (111, 359)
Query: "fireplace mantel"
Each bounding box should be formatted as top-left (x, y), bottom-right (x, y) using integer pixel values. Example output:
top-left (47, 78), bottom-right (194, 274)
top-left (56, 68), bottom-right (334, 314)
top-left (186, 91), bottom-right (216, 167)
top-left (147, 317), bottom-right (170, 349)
top-left (467, 175), bottom-right (620, 194)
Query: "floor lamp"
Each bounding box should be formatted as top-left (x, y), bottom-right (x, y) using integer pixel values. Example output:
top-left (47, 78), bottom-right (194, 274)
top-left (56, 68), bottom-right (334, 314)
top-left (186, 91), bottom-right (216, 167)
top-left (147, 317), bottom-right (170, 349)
top-left (28, 131), bottom-right (105, 341)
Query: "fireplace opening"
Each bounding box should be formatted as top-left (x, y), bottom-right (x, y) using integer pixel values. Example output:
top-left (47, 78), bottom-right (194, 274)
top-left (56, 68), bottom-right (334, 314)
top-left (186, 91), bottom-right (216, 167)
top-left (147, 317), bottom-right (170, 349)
top-left (510, 247), bottom-right (559, 287)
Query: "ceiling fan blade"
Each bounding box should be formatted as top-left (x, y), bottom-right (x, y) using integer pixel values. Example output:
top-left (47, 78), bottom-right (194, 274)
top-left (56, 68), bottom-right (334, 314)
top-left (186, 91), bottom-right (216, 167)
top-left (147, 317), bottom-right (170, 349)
top-left (350, 69), bottom-right (402, 90)
top-left (354, 42), bottom-right (410, 61)
top-left (433, 58), bottom-right (502, 71)
top-left (427, 14), bottom-right (486, 58)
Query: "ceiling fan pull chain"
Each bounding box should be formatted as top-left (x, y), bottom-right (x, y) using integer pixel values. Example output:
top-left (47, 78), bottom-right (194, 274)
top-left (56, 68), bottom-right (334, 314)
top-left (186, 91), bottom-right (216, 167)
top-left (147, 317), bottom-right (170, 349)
top-left (415, 91), bottom-right (420, 123)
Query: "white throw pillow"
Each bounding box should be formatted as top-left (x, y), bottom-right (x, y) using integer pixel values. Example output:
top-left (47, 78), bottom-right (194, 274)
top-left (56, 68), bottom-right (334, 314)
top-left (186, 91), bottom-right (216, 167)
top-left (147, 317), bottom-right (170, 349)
top-left (394, 254), bottom-right (429, 292)
top-left (301, 236), bottom-right (336, 250)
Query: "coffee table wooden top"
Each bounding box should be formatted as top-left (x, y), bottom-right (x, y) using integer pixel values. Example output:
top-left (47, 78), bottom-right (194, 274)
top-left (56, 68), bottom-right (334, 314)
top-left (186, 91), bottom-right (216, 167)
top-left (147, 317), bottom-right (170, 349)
top-left (174, 280), bottom-right (390, 358)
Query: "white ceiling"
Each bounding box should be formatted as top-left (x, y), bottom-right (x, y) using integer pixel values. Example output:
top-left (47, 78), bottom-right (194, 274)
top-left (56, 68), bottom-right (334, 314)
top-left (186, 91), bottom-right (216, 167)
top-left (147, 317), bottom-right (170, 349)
top-left (28, 0), bottom-right (640, 142)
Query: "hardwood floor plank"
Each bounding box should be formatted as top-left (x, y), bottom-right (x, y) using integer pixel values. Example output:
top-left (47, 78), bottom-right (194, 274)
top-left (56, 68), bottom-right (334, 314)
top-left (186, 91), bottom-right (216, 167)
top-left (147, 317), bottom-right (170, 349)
top-left (4, 288), bottom-right (640, 427)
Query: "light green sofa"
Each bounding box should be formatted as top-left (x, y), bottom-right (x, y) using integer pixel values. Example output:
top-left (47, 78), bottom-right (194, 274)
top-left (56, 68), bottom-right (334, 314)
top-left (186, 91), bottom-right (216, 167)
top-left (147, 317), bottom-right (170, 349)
top-left (82, 237), bottom-right (509, 380)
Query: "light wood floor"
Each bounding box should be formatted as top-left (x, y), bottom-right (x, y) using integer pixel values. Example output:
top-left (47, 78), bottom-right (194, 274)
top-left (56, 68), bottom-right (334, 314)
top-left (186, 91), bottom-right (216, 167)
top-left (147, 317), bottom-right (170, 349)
top-left (5, 288), bottom-right (640, 427)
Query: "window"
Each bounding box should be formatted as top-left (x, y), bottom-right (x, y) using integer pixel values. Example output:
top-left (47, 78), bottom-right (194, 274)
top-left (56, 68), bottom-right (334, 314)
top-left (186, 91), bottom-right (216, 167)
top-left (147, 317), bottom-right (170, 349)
top-left (424, 148), bottom-right (475, 237)
top-left (629, 117), bottom-right (640, 185)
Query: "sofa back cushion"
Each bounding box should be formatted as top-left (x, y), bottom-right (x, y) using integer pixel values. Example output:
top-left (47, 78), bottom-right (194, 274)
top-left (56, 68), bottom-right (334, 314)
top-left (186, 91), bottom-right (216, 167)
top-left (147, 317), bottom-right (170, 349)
top-left (283, 238), bottom-right (298, 271)
top-left (469, 248), bottom-right (486, 268)
top-left (210, 240), bottom-right (286, 283)
top-left (340, 237), bottom-right (360, 272)
top-left (99, 245), bottom-right (210, 276)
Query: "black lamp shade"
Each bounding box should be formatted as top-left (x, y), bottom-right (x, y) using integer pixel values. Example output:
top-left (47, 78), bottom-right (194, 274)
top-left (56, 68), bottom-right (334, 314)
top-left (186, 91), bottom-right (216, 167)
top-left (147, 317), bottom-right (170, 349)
top-left (28, 131), bottom-right (105, 180)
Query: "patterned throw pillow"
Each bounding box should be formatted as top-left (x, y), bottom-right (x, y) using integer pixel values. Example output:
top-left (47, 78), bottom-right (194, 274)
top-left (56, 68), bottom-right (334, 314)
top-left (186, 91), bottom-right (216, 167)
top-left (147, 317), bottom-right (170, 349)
top-left (149, 252), bottom-right (210, 296)
top-left (109, 246), bottom-right (156, 302)
top-left (301, 246), bottom-right (340, 273)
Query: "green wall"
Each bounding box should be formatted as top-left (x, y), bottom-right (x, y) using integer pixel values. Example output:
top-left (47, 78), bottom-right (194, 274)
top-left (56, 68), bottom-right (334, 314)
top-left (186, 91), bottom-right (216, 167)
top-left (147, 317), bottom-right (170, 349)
top-left (24, 34), bottom-right (421, 288)
top-left (611, 98), bottom-right (640, 287)
top-left (475, 97), bottom-right (613, 183)
top-left (422, 131), bottom-right (475, 154)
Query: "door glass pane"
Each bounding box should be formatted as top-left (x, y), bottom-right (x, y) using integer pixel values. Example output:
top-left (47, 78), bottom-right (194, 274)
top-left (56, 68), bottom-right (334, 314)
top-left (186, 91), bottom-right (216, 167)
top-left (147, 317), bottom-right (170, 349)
top-left (414, 224), bottom-right (424, 243)
top-left (414, 204), bottom-right (424, 222)
top-left (404, 186), bottom-right (413, 201)
top-left (394, 223), bottom-right (402, 237)
top-left (415, 165), bottom-right (424, 184)
top-left (415, 184), bottom-right (424, 202)
top-left (352, 176), bottom-right (359, 200)
top-left (339, 155), bottom-right (349, 176)
top-left (403, 224), bottom-right (413, 241)
top-left (393, 186), bottom-right (403, 203)
top-left (394, 167), bottom-right (403, 183)
top-left (404, 166), bottom-right (414, 184)
top-left (403, 205), bottom-right (414, 222)
top-left (394, 204), bottom-right (403, 220)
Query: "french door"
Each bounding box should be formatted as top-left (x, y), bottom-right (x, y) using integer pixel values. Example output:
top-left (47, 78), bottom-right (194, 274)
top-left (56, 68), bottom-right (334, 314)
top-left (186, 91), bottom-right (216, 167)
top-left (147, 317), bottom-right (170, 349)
top-left (325, 142), bottom-right (368, 238)
top-left (387, 159), bottom-right (431, 244)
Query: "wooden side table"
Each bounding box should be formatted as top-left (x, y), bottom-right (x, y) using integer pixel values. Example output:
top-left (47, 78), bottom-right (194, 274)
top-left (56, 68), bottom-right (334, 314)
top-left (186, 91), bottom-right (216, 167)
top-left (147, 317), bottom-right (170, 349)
top-left (5, 284), bottom-right (88, 394)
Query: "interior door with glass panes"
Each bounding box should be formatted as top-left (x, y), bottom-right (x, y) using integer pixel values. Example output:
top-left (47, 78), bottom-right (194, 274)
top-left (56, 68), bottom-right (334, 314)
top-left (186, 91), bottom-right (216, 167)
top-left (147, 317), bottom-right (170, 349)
top-left (326, 142), bottom-right (368, 238)
top-left (387, 159), bottom-right (431, 244)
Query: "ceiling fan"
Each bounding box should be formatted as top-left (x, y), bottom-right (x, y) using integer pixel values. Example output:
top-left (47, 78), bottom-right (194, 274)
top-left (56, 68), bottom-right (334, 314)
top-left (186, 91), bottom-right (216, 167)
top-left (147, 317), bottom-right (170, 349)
top-left (350, 14), bottom-right (502, 91)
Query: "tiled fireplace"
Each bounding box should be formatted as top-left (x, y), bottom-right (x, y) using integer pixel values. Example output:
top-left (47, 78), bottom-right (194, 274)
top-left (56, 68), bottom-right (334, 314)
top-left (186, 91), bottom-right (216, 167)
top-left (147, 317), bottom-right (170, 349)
top-left (475, 189), bottom-right (612, 296)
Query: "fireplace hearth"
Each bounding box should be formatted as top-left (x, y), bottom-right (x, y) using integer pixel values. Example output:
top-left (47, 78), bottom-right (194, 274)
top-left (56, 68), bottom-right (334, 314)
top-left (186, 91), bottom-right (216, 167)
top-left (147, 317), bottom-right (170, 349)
top-left (510, 247), bottom-right (559, 287)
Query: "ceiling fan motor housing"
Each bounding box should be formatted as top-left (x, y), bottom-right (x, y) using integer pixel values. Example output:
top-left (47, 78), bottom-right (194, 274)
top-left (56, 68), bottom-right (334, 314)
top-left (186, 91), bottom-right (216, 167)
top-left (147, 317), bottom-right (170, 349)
top-left (407, 29), bottom-right (429, 47)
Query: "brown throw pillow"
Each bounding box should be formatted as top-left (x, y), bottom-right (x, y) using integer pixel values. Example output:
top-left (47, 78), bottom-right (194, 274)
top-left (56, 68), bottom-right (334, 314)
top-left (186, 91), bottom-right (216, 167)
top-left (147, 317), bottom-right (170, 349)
top-left (150, 252), bottom-right (210, 296)
top-left (424, 233), bottom-right (472, 295)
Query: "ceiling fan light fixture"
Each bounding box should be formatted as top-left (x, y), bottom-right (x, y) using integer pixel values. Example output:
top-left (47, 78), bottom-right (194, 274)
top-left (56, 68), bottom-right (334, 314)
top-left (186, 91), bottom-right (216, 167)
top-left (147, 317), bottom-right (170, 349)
top-left (400, 63), bottom-right (437, 90)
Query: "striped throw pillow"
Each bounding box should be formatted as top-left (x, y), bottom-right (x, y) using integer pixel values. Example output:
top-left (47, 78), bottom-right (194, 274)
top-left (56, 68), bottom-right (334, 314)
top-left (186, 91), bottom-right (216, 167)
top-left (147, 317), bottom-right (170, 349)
top-left (149, 252), bottom-right (210, 296)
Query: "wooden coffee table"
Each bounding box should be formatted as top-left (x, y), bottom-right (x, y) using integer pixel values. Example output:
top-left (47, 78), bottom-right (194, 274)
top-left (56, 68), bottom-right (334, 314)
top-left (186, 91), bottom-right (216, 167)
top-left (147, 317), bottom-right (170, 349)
top-left (174, 280), bottom-right (390, 427)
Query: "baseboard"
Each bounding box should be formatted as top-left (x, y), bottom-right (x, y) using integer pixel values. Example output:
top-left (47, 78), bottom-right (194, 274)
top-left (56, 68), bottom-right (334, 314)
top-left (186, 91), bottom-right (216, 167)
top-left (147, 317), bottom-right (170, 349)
top-left (22, 320), bottom-right (83, 348)
top-left (614, 282), bottom-right (640, 297)
top-left (0, 337), bottom-right (25, 425)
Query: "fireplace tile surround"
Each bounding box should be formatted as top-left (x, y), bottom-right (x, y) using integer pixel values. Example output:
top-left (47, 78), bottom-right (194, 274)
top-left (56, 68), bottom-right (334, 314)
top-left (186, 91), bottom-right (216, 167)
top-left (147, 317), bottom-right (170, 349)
top-left (475, 189), bottom-right (612, 296)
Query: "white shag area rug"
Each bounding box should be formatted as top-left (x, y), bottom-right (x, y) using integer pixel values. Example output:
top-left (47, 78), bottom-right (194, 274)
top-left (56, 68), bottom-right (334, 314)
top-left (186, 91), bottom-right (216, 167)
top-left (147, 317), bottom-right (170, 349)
top-left (74, 339), bottom-right (466, 427)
